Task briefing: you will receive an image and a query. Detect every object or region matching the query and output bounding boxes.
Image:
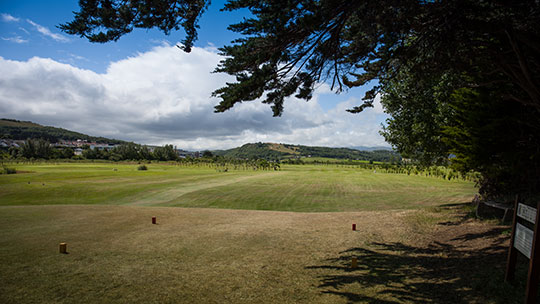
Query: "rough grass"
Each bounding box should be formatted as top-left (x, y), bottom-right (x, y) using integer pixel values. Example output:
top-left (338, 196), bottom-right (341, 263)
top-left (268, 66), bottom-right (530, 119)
top-left (268, 143), bottom-right (300, 154)
top-left (0, 163), bottom-right (476, 211)
top-left (0, 205), bottom-right (526, 304)
top-left (1, 162), bottom-right (526, 303)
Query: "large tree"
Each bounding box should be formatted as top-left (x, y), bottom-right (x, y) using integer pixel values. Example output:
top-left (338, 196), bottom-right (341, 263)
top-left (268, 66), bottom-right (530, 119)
top-left (61, 0), bottom-right (540, 198)
top-left (59, 0), bottom-right (208, 52)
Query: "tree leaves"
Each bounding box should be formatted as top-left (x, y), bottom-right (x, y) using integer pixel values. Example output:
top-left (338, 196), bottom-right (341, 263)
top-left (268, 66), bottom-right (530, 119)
top-left (59, 0), bottom-right (208, 52)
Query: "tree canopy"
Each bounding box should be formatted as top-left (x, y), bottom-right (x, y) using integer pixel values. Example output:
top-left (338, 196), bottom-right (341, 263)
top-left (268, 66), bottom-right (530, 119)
top-left (59, 0), bottom-right (208, 52)
top-left (61, 0), bottom-right (540, 199)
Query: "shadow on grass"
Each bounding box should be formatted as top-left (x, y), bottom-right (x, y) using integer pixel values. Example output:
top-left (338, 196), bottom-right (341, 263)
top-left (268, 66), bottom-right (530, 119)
top-left (307, 228), bottom-right (531, 303)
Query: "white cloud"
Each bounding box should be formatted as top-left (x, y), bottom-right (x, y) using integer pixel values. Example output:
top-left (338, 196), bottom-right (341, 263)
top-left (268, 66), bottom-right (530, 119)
top-left (1, 13), bottom-right (20, 22)
top-left (0, 46), bottom-right (389, 150)
top-left (19, 27), bottom-right (30, 34)
top-left (371, 93), bottom-right (385, 114)
top-left (2, 36), bottom-right (28, 43)
top-left (27, 19), bottom-right (69, 42)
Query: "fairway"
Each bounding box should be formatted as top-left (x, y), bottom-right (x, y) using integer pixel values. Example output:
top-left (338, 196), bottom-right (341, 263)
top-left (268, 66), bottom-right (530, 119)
top-left (1, 162), bottom-right (523, 303)
top-left (0, 162), bottom-right (476, 211)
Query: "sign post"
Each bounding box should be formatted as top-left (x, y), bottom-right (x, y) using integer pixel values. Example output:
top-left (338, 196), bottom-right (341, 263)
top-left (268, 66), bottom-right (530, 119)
top-left (505, 196), bottom-right (540, 304)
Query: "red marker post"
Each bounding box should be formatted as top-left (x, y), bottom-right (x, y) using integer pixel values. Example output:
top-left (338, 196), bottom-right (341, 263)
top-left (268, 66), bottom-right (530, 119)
top-left (152, 216), bottom-right (157, 224)
top-left (352, 224), bottom-right (356, 231)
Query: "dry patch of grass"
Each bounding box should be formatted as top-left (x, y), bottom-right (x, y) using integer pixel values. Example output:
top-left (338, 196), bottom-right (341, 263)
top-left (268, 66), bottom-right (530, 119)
top-left (0, 204), bottom-right (527, 303)
top-left (268, 143), bottom-right (300, 154)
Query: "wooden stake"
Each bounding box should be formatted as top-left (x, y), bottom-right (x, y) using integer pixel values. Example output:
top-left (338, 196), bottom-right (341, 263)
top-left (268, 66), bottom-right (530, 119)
top-left (59, 243), bottom-right (67, 254)
top-left (351, 257), bottom-right (358, 269)
top-left (505, 195), bottom-right (519, 282)
top-left (352, 223), bottom-right (356, 231)
top-left (152, 216), bottom-right (156, 224)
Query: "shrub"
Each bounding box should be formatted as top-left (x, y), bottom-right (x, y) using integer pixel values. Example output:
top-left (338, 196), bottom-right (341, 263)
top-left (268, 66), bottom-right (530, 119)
top-left (2, 166), bottom-right (16, 174)
top-left (137, 165), bottom-right (148, 171)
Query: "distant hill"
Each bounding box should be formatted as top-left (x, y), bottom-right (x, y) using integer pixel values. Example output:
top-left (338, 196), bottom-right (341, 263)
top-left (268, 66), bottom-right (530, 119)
top-left (349, 146), bottom-right (393, 151)
top-left (0, 118), bottom-right (126, 144)
top-left (213, 142), bottom-right (400, 162)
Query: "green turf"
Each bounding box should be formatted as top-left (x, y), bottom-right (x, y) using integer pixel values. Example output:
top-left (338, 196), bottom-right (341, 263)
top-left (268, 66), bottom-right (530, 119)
top-left (0, 162), bottom-right (476, 211)
top-left (1, 162), bottom-right (520, 304)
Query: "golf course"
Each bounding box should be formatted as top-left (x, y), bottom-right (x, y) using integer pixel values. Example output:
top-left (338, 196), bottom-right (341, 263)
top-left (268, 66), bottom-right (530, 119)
top-left (0, 162), bottom-right (527, 303)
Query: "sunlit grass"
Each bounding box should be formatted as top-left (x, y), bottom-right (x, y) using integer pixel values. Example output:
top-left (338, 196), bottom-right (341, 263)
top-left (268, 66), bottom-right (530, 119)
top-left (0, 162), bottom-right (476, 211)
top-left (0, 162), bottom-right (525, 303)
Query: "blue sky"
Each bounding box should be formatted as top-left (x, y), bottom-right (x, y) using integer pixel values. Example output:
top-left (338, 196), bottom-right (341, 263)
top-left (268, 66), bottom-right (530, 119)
top-left (0, 0), bottom-right (389, 150)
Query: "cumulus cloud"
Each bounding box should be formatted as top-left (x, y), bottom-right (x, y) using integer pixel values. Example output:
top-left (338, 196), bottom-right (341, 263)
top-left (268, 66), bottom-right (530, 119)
top-left (1, 13), bottom-right (20, 22)
top-left (0, 45), bottom-right (389, 150)
top-left (27, 19), bottom-right (69, 42)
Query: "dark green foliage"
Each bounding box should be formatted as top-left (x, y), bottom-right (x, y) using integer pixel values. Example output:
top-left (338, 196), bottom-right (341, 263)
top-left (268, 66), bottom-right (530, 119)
top-left (113, 142), bottom-right (140, 160)
top-left (443, 88), bottom-right (540, 197)
top-left (153, 144), bottom-right (178, 161)
top-left (20, 139), bottom-right (53, 159)
top-left (380, 69), bottom-right (457, 166)
top-left (59, 0), bottom-right (209, 52)
top-left (139, 145), bottom-right (152, 160)
top-left (60, 147), bottom-right (75, 159)
top-left (211, 1), bottom-right (540, 117)
top-left (137, 164), bottom-right (148, 171)
top-left (202, 150), bottom-right (214, 158)
top-left (1, 166), bottom-right (16, 174)
top-left (84, 143), bottom-right (179, 161)
top-left (382, 70), bottom-right (540, 198)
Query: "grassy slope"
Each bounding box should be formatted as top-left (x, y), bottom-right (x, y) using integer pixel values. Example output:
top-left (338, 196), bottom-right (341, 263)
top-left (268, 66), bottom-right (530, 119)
top-left (268, 143), bottom-right (300, 154)
top-left (0, 163), bottom-right (475, 211)
top-left (0, 119), bottom-right (125, 143)
top-left (0, 119), bottom-right (42, 127)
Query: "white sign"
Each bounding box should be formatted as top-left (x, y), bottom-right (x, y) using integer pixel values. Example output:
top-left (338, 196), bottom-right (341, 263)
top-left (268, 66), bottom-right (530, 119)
top-left (515, 223), bottom-right (534, 259)
top-left (517, 203), bottom-right (537, 224)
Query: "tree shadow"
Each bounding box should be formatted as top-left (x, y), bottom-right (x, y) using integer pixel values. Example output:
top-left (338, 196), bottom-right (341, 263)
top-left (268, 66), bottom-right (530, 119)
top-left (307, 227), bottom-right (530, 303)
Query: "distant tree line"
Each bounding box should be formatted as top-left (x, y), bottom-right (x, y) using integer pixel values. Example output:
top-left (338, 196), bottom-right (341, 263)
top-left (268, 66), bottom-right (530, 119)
top-left (2, 139), bottom-right (476, 181)
top-left (83, 142), bottom-right (179, 161)
top-left (1, 139), bottom-right (179, 161)
top-left (2, 139), bottom-right (75, 159)
top-left (2, 140), bottom-right (401, 166)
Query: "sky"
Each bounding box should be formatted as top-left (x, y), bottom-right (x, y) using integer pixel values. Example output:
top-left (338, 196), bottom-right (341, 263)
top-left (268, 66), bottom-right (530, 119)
top-left (0, 0), bottom-right (390, 151)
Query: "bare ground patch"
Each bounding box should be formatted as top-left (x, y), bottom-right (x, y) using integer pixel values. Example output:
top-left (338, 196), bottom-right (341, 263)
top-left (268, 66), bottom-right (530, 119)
top-left (0, 204), bottom-right (527, 303)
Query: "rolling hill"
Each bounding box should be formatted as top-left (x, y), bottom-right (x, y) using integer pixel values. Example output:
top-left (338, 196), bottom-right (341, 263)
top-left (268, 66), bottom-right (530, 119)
top-left (1, 119), bottom-right (398, 162)
top-left (213, 142), bottom-right (400, 162)
top-left (0, 118), bottom-right (125, 144)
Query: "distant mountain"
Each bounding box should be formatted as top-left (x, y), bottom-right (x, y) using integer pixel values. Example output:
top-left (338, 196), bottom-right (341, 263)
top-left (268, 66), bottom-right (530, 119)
top-left (349, 146), bottom-right (393, 151)
top-left (213, 142), bottom-right (400, 162)
top-left (0, 118), bottom-right (126, 144)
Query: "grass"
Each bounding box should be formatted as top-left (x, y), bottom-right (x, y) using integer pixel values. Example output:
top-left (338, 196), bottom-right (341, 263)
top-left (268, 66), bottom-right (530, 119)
top-left (0, 162), bottom-right (527, 303)
top-left (0, 162), bottom-right (476, 211)
top-left (300, 157), bottom-right (384, 164)
top-left (0, 204), bottom-right (526, 304)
